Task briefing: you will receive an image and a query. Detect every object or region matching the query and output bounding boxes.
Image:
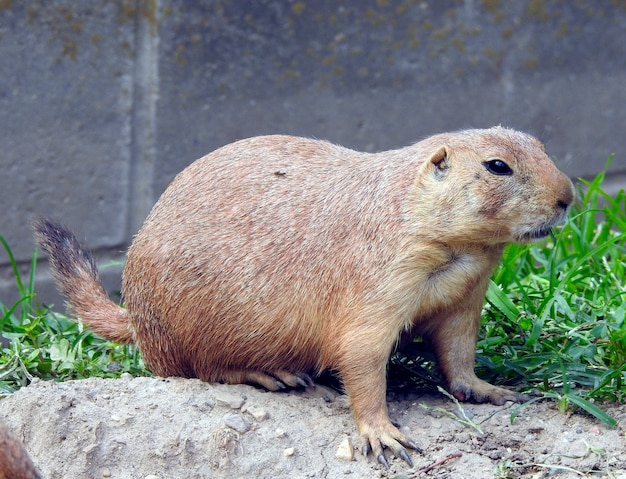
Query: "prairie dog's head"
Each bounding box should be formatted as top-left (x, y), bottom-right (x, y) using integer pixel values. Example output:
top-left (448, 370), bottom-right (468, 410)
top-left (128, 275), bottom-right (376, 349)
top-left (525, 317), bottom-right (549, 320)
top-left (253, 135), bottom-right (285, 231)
top-left (410, 126), bottom-right (575, 245)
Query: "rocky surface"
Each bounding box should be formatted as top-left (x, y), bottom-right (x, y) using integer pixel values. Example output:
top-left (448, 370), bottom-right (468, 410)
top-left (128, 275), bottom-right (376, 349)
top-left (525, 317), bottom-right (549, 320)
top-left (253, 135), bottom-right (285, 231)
top-left (1, 376), bottom-right (625, 479)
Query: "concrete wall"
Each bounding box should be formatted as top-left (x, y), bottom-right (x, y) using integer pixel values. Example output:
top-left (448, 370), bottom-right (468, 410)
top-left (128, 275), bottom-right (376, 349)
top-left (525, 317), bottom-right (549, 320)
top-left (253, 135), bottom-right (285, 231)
top-left (1, 0), bottom-right (625, 311)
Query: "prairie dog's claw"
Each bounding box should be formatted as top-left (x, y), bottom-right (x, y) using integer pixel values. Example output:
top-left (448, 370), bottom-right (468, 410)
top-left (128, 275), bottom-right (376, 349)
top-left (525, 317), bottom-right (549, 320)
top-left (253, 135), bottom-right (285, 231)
top-left (295, 372), bottom-right (315, 388)
top-left (360, 423), bottom-right (421, 467)
top-left (272, 370), bottom-right (314, 389)
top-left (362, 443), bottom-right (371, 457)
top-left (398, 448), bottom-right (414, 467)
top-left (294, 376), bottom-right (309, 388)
top-left (407, 439), bottom-right (424, 454)
top-left (301, 372), bottom-right (315, 387)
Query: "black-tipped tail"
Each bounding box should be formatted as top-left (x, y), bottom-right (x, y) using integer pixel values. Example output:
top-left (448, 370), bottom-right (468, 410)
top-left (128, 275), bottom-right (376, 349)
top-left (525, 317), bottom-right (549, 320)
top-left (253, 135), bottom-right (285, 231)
top-left (33, 219), bottom-right (132, 344)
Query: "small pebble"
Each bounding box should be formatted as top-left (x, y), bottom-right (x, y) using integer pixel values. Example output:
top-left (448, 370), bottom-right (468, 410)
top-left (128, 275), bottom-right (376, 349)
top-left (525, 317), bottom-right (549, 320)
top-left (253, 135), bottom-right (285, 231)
top-left (144, 476), bottom-right (160, 479)
top-left (275, 428), bottom-right (287, 438)
top-left (214, 392), bottom-right (246, 409)
top-left (284, 447), bottom-right (295, 457)
top-left (335, 437), bottom-right (354, 461)
top-left (246, 405), bottom-right (269, 421)
top-left (82, 444), bottom-right (98, 454)
top-left (569, 440), bottom-right (589, 457)
top-left (223, 413), bottom-right (250, 434)
top-left (102, 469), bottom-right (111, 478)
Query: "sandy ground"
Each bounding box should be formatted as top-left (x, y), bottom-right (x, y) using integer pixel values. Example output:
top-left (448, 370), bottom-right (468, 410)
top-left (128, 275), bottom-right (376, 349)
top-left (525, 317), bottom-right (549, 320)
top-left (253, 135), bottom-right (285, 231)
top-left (0, 375), bottom-right (625, 479)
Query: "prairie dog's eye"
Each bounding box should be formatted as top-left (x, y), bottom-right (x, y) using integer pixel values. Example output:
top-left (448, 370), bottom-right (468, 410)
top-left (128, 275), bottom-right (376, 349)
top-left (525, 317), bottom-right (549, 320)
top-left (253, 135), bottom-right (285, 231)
top-left (484, 159), bottom-right (513, 176)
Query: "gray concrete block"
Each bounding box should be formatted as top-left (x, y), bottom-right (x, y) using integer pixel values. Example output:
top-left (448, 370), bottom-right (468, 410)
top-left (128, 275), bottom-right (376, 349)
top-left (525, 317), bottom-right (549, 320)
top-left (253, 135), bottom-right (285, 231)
top-left (152, 0), bottom-right (625, 200)
top-left (2, 0), bottom-right (626, 314)
top-left (0, 1), bottom-right (135, 266)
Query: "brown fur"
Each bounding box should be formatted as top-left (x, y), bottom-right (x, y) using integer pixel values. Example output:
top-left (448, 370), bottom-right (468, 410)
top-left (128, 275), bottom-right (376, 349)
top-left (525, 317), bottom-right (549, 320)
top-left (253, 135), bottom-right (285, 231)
top-left (33, 127), bottom-right (575, 466)
top-left (0, 420), bottom-right (42, 479)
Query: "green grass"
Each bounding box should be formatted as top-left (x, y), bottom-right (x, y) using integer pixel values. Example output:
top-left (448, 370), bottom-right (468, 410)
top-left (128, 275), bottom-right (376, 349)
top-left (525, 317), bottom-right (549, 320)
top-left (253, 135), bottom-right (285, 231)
top-left (1, 161), bottom-right (625, 426)
top-left (0, 238), bottom-right (147, 396)
top-left (478, 159), bottom-right (625, 425)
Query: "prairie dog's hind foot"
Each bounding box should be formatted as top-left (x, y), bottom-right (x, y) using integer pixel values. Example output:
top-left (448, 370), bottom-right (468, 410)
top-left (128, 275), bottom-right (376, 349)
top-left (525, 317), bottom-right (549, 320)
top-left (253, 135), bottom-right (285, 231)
top-left (217, 369), bottom-right (314, 391)
top-left (273, 370), bottom-right (315, 389)
top-left (449, 377), bottom-right (530, 405)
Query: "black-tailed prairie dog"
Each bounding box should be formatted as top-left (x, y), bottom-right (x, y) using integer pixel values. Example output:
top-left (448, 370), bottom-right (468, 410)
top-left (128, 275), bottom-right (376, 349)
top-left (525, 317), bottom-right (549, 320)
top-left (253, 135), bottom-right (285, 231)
top-left (34, 126), bottom-right (575, 467)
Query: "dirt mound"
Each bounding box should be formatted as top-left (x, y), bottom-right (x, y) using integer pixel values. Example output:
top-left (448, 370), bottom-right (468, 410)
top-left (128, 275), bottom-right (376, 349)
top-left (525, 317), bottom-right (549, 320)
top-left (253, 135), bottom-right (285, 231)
top-left (1, 376), bottom-right (624, 478)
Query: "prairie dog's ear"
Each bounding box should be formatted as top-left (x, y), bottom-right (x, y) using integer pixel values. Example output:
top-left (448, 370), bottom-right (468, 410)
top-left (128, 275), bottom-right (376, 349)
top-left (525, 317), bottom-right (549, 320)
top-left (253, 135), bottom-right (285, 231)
top-left (429, 145), bottom-right (450, 176)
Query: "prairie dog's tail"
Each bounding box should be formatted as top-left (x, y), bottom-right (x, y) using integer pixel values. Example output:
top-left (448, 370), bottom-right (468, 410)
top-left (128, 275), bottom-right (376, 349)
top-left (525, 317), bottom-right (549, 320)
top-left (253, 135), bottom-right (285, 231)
top-left (32, 219), bottom-right (132, 344)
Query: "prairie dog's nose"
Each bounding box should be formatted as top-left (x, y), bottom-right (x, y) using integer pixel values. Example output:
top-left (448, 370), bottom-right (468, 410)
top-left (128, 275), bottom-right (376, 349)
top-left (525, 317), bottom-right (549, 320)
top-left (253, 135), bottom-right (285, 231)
top-left (556, 177), bottom-right (575, 211)
top-left (559, 178), bottom-right (576, 209)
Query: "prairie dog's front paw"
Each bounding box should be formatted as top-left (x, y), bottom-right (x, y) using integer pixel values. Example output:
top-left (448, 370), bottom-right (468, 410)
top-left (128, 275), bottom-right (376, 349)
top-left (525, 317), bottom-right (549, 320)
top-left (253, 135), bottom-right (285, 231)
top-left (359, 420), bottom-right (423, 468)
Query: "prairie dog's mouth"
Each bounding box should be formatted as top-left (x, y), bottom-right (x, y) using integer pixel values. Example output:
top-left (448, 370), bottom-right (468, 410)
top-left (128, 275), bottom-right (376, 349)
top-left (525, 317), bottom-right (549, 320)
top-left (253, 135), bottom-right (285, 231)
top-left (521, 226), bottom-right (553, 241)
top-left (517, 212), bottom-right (568, 242)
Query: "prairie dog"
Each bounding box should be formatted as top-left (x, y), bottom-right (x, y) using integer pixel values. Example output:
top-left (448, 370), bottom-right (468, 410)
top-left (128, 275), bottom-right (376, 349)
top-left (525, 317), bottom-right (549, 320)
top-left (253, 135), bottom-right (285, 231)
top-left (0, 420), bottom-right (42, 479)
top-left (34, 127), bottom-right (574, 467)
